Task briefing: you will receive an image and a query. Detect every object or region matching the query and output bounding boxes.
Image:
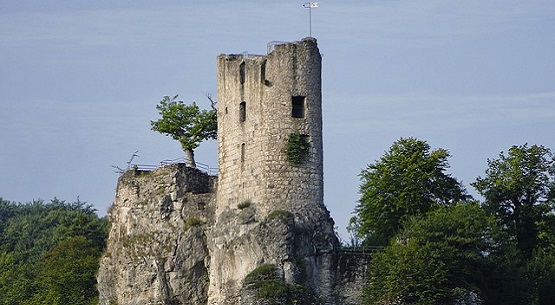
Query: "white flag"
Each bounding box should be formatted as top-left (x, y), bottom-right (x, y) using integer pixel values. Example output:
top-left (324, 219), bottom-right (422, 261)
top-left (304, 2), bottom-right (318, 8)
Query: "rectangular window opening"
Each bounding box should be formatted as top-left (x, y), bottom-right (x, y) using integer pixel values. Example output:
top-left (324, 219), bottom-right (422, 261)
top-left (292, 96), bottom-right (305, 118)
top-left (239, 101), bottom-right (246, 122)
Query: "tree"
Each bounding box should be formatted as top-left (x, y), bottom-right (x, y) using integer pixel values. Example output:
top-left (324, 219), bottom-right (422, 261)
top-left (0, 198), bottom-right (108, 305)
top-left (472, 144), bottom-right (555, 258)
top-left (0, 251), bottom-right (36, 304)
top-left (350, 138), bottom-right (470, 245)
top-left (365, 203), bottom-right (521, 305)
top-left (151, 94), bottom-right (217, 168)
top-left (521, 250), bottom-right (555, 305)
top-left (30, 236), bottom-right (102, 305)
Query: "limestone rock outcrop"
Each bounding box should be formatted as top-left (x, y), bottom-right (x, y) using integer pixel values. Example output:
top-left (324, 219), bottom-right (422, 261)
top-left (97, 164), bottom-right (215, 305)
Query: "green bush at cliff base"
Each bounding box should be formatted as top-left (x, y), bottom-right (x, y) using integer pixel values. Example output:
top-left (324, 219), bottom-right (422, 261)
top-left (243, 264), bottom-right (321, 305)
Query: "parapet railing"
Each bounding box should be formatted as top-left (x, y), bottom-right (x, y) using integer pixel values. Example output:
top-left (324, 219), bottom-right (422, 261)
top-left (160, 158), bottom-right (217, 176)
top-left (267, 41), bottom-right (288, 54)
top-left (233, 40), bottom-right (290, 59)
top-left (126, 158), bottom-right (218, 176)
top-left (241, 51), bottom-right (264, 58)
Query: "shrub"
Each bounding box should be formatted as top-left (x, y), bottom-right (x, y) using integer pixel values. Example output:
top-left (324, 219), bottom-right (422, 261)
top-left (285, 132), bottom-right (310, 165)
top-left (238, 200), bottom-right (252, 209)
top-left (267, 210), bottom-right (294, 223)
top-left (243, 264), bottom-right (320, 304)
top-left (185, 217), bottom-right (202, 229)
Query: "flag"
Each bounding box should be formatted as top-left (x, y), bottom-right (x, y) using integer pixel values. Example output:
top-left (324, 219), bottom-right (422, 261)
top-left (303, 2), bottom-right (318, 8)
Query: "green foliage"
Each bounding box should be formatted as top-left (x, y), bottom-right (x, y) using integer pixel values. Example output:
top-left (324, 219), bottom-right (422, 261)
top-left (266, 210), bottom-right (294, 223)
top-left (150, 95), bottom-right (217, 166)
top-left (472, 144), bottom-right (555, 258)
top-left (521, 250), bottom-right (555, 305)
top-left (244, 263), bottom-right (278, 284)
top-left (0, 198), bottom-right (108, 305)
top-left (185, 217), bottom-right (202, 229)
top-left (122, 234), bottom-right (152, 248)
top-left (359, 141), bottom-right (555, 305)
top-left (237, 200), bottom-right (252, 209)
top-left (243, 264), bottom-right (320, 305)
top-left (351, 137), bottom-right (470, 245)
top-left (30, 236), bottom-right (102, 305)
top-left (366, 203), bottom-right (497, 305)
top-left (285, 132), bottom-right (310, 165)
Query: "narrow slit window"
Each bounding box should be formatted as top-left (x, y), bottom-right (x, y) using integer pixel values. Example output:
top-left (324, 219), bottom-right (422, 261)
top-left (240, 62), bottom-right (245, 84)
top-left (260, 61), bottom-right (266, 83)
top-left (292, 96), bottom-right (305, 118)
top-left (241, 143), bottom-right (245, 162)
top-left (239, 101), bottom-right (246, 122)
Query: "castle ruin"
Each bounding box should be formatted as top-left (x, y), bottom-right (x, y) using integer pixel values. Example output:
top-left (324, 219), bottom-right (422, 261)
top-left (97, 38), bottom-right (368, 305)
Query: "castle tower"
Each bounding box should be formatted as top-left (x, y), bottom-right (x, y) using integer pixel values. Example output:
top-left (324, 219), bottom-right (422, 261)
top-left (216, 37), bottom-right (323, 218)
top-left (209, 37), bottom-right (338, 305)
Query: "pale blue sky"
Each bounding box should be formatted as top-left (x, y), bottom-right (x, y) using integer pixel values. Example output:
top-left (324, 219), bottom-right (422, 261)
top-left (1, 0), bottom-right (554, 239)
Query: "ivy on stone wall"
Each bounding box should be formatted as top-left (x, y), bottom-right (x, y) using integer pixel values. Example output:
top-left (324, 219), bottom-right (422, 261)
top-left (285, 132), bottom-right (310, 165)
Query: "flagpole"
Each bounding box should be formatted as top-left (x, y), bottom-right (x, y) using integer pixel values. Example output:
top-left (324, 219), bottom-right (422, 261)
top-left (303, 2), bottom-right (318, 37)
top-left (309, 4), bottom-right (312, 37)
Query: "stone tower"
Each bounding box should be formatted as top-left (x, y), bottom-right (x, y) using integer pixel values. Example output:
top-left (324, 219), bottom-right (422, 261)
top-left (208, 38), bottom-right (339, 304)
top-left (216, 37), bottom-right (323, 218)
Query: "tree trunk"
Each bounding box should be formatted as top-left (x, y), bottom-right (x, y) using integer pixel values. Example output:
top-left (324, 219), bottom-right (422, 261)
top-left (185, 149), bottom-right (196, 168)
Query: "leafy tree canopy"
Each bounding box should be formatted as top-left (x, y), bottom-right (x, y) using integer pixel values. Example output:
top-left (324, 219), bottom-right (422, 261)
top-left (150, 95), bottom-right (217, 168)
top-left (366, 203), bottom-right (528, 305)
top-left (350, 137), bottom-right (470, 245)
top-left (472, 144), bottom-right (555, 258)
top-left (0, 198), bottom-right (108, 305)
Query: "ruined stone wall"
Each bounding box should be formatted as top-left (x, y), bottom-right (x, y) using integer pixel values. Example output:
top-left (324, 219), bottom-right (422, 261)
top-left (331, 252), bottom-right (371, 305)
top-left (215, 54), bottom-right (266, 215)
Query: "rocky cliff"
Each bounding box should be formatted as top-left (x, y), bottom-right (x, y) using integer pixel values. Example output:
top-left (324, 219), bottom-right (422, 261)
top-left (97, 164), bottom-right (214, 305)
top-left (97, 164), bottom-right (368, 305)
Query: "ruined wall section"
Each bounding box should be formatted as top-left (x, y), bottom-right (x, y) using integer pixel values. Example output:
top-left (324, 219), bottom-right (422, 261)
top-left (331, 252), bottom-right (371, 305)
top-left (216, 54), bottom-right (267, 215)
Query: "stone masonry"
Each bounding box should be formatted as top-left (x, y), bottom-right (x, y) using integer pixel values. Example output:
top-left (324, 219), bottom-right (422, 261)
top-left (215, 37), bottom-right (324, 218)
